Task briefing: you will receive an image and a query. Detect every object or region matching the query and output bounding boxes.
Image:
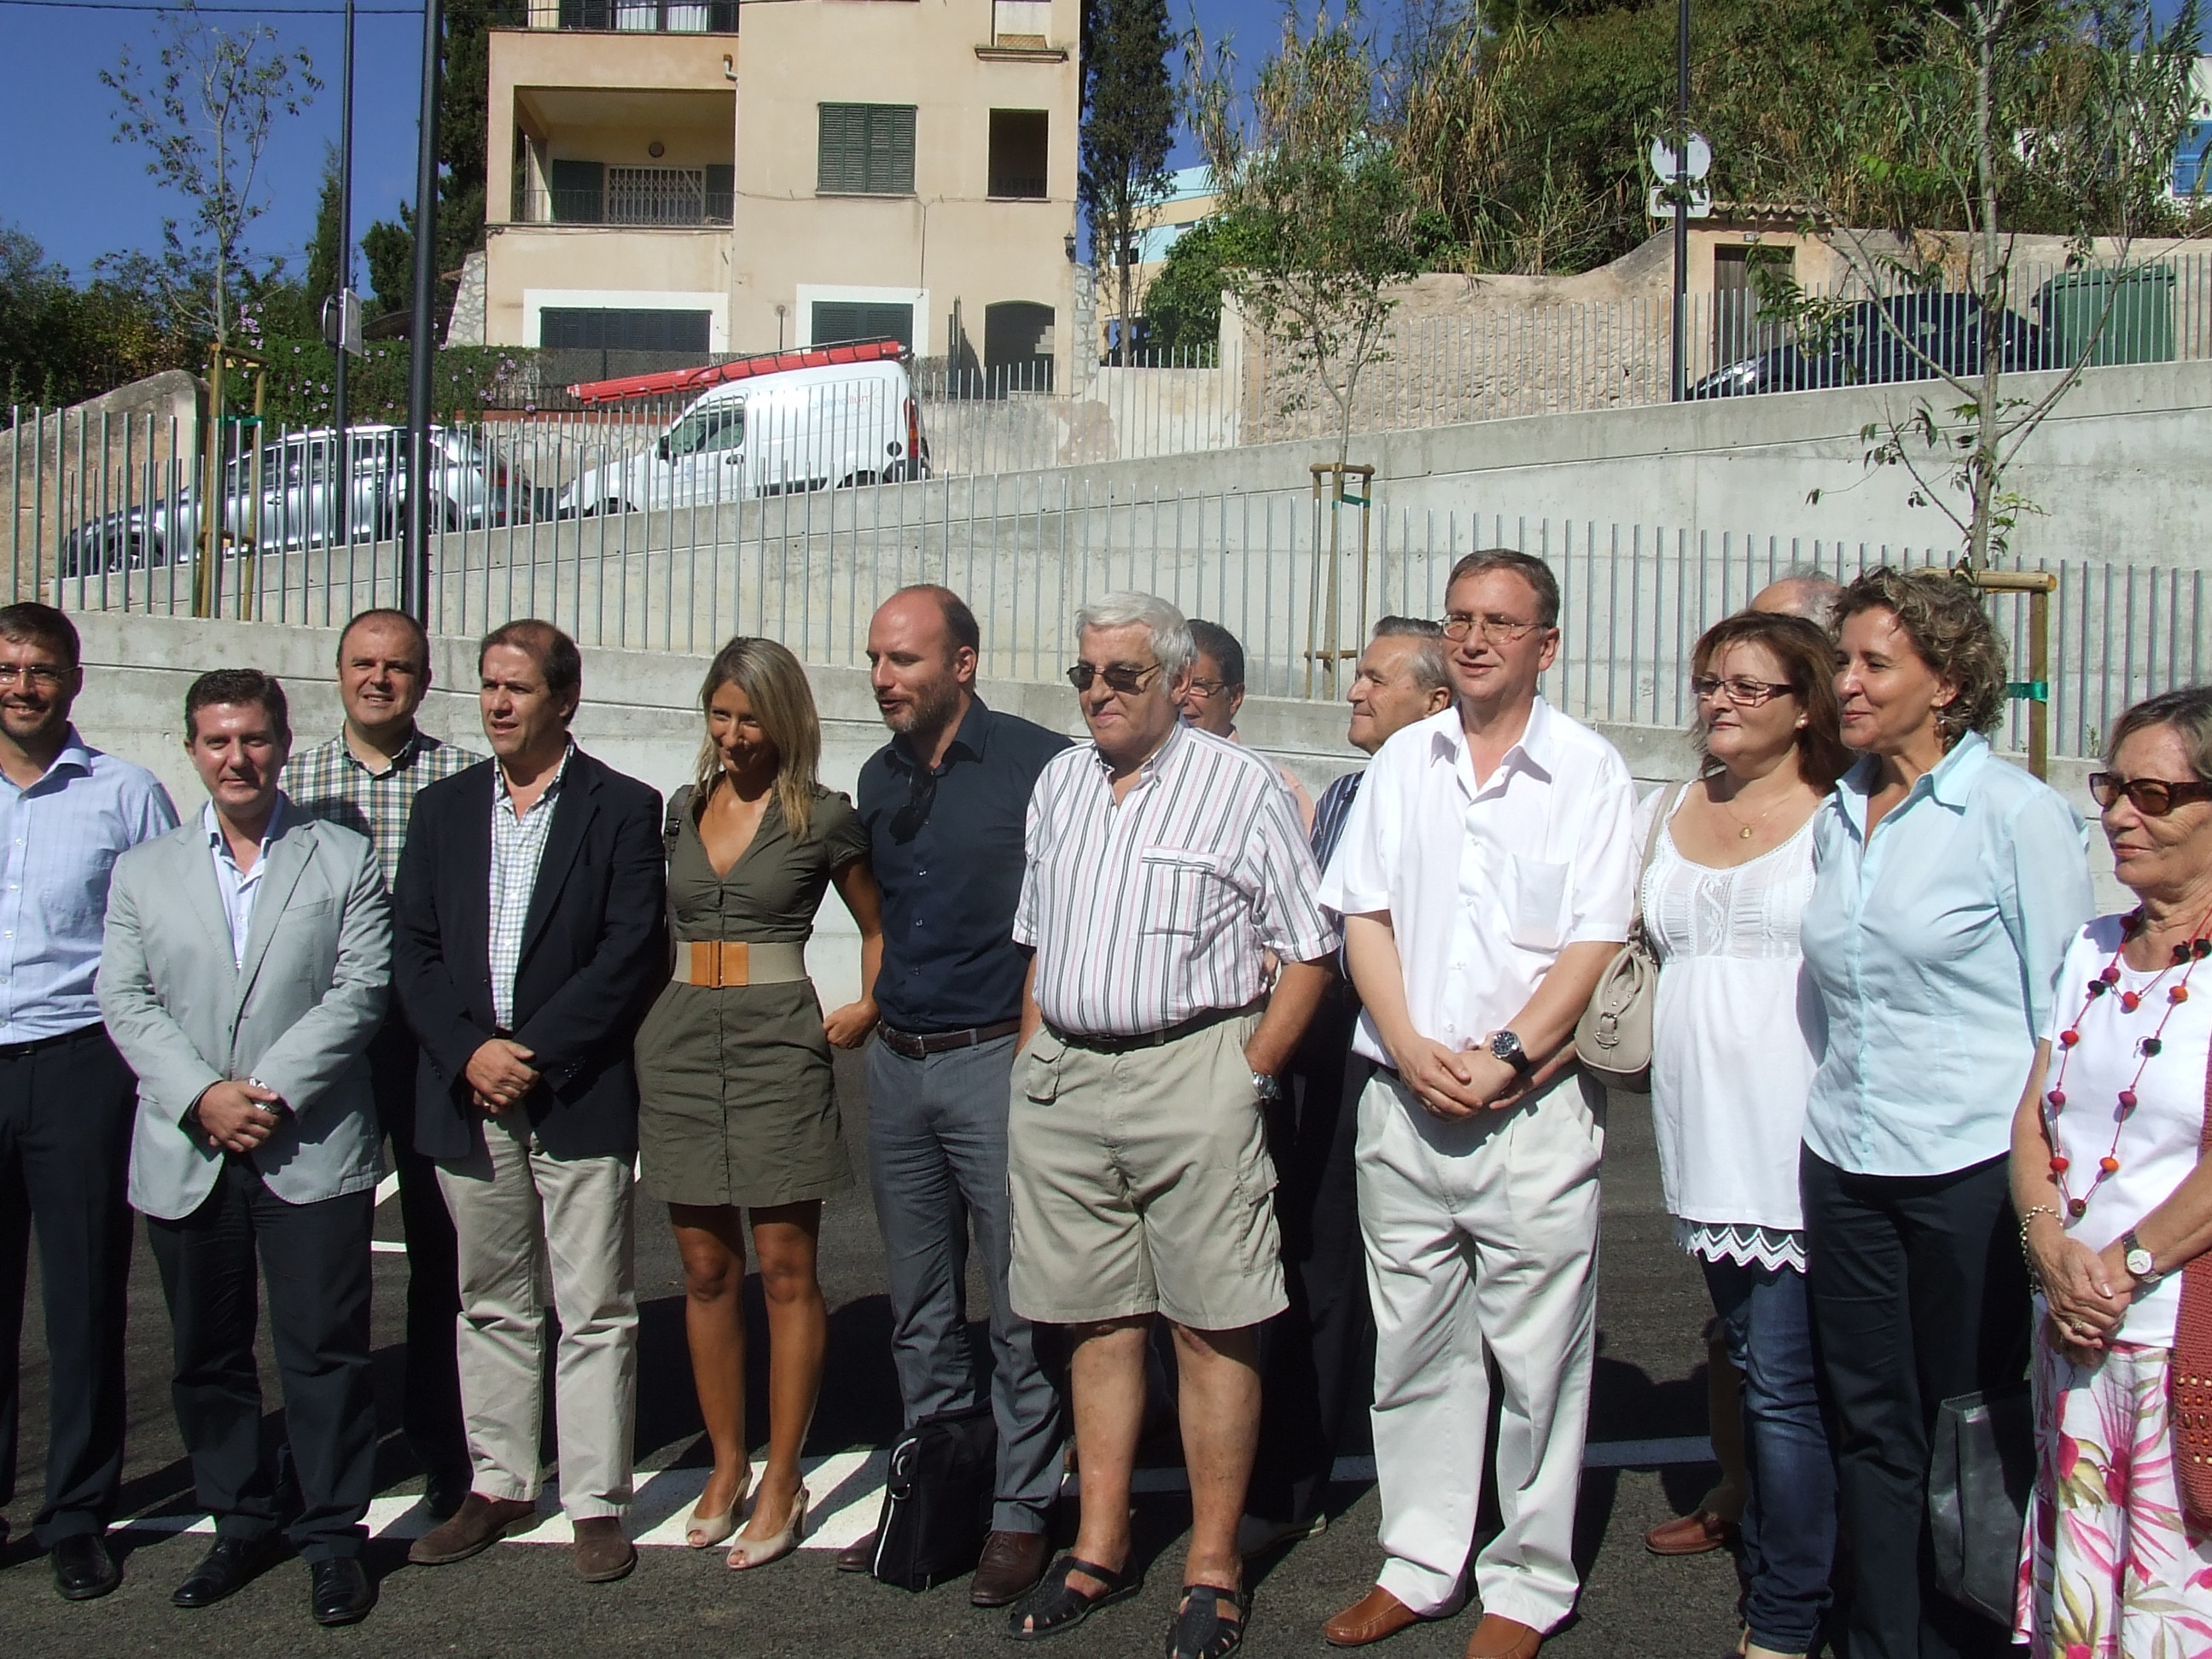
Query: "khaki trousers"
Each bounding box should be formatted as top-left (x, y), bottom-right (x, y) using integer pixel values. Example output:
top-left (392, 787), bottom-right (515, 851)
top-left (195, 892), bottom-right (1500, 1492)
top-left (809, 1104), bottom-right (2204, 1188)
top-left (437, 1113), bottom-right (637, 1519)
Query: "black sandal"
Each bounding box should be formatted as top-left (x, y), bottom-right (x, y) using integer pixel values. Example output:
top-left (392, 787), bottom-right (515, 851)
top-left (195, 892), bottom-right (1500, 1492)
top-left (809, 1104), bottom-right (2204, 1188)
top-left (1006, 1555), bottom-right (1143, 1641)
top-left (1166, 1584), bottom-right (1248, 1659)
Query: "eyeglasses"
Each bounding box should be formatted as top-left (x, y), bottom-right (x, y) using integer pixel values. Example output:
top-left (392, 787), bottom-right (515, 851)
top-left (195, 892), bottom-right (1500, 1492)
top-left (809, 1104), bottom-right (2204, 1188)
top-left (2088, 772), bottom-right (2212, 817)
top-left (1184, 677), bottom-right (1236, 700)
top-left (0, 664), bottom-right (68, 688)
top-left (1441, 613), bottom-right (1547, 644)
top-left (1690, 674), bottom-right (1798, 708)
top-left (1065, 661), bottom-right (1163, 695)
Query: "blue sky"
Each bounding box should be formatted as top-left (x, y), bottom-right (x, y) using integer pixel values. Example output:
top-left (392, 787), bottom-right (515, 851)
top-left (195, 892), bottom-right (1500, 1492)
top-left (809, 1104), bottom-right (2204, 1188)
top-left (3, 0), bottom-right (1331, 283)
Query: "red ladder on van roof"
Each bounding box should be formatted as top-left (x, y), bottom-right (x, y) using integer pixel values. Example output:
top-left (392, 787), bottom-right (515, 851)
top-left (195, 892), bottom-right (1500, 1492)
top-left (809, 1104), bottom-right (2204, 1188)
top-left (564, 338), bottom-right (908, 405)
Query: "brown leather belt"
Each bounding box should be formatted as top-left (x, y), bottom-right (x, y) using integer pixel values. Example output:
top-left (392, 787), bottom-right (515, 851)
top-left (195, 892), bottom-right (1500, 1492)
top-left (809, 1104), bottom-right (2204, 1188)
top-left (674, 940), bottom-right (810, 988)
top-left (877, 1019), bottom-right (1023, 1060)
top-left (1049, 1000), bottom-right (1261, 1056)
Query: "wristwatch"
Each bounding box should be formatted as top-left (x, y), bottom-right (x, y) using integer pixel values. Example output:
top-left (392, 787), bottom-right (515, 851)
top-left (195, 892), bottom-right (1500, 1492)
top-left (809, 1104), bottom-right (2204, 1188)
top-left (2123, 1229), bottom-right (2163, 1287)
top-left (1487, 1029), bottom-right (1533, 1078)
top-left (1251, 1071), bottom-right (1285, 1103)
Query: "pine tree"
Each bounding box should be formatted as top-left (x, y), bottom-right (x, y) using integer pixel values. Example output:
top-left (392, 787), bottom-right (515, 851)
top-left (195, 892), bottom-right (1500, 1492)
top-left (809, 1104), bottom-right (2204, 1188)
top-left (1079, 0), bottom-right (1176, 364)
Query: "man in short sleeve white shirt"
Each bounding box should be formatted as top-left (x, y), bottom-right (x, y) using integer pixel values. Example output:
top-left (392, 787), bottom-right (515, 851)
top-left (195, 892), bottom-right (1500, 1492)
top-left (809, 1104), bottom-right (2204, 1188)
top-left (1318, 551), bottom-right (1637, 1659)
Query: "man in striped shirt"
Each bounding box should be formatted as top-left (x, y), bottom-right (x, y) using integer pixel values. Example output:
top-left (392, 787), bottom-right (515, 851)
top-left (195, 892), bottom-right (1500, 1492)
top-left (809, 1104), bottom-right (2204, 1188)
top-left (1004, 592), bottom-right (1337, 1658)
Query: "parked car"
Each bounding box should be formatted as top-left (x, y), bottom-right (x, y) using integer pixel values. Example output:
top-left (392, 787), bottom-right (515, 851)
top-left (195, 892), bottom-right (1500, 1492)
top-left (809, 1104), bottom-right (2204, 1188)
top-left (555, 354), bottom-right (928, 517)
top-left (61, 424), bottom-right (523, 577)
top-left (1687, 293), bottom-right (2053, 399)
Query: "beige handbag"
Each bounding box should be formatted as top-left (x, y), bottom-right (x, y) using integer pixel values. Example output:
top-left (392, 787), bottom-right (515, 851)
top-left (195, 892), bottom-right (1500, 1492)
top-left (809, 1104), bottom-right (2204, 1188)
top-left (1574, 785), bottom-right (1678, 1094)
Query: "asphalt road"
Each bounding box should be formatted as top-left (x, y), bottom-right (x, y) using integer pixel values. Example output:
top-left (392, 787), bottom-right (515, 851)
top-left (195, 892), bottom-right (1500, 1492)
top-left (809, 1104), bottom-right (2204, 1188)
top-left (0, 1057), bottom-right (1745, 1657)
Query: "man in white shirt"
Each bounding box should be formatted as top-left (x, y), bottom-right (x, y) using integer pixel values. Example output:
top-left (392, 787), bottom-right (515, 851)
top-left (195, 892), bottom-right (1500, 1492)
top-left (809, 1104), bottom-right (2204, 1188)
top-left (1318, 550), bottom-right (1638, 1659)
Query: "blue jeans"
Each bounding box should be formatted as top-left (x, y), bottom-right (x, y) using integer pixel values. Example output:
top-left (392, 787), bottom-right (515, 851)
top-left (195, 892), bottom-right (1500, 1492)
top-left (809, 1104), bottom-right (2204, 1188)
top-left (1700, 1254), bottom-right (1837, 1653)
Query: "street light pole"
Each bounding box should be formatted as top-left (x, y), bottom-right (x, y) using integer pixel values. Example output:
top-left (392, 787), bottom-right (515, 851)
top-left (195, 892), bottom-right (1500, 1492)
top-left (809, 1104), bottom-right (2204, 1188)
top-left (335, 0), bottom-right (354, 451)
top-left (1670, 0), bottom-right (1689, 402)
top-left (403, 0), bottom-right (444, 622)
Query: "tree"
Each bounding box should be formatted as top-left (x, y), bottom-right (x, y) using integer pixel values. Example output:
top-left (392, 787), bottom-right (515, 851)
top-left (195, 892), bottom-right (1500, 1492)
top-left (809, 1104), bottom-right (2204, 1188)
top-left (1, 228), bottom-right (192, 407)
top-left (1140, 215), bottom-right (1262, 352)
top-left (1773, 0), bottom-right (2204, 565)
top-left (1080, 0), bottom-right (1177, 363)
top-left (102, 0), bottom-right (320, 352)
top-left (1187, 3), bottom-right (1425, 469)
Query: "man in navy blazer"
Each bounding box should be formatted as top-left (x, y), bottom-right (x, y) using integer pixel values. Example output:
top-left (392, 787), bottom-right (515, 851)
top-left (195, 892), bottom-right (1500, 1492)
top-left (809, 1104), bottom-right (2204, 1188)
top-left (391, 620), bottom-right (664, 1584)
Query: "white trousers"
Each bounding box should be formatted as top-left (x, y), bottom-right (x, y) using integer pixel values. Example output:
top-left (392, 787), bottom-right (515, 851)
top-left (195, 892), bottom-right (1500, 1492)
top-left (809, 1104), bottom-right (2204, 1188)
top-left (1357, 1068), bottom-right (1603, 1631)
top-left (437, 1113), bottom-right (638, 1519)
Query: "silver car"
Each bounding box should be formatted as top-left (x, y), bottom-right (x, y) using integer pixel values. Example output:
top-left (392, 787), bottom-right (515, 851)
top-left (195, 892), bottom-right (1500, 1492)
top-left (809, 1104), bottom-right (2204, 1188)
top-left (61, 424), bottom-right (526, 576)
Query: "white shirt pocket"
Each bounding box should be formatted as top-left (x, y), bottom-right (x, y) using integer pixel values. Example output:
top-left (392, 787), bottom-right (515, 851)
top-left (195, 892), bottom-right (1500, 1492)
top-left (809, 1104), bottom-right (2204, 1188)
top-left (1506, 854), bottom-right (1570, 952)
top-left (1138, 846), bottom-right (1231, 936)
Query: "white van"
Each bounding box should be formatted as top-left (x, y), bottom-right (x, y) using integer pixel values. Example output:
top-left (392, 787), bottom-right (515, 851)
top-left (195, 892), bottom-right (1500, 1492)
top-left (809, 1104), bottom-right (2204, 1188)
top-left (557, 351), bottom-right (928, 515)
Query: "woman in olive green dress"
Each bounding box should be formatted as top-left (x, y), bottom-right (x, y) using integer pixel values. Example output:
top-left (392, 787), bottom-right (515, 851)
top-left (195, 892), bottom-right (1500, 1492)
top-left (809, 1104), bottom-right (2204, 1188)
top-left (635, 637), bottom-right (882, 1569)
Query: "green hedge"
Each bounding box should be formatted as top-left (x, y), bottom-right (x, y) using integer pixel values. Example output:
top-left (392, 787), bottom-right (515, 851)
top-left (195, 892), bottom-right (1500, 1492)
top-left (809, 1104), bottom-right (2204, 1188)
top-left (229, 337), bottom-right (533, 428)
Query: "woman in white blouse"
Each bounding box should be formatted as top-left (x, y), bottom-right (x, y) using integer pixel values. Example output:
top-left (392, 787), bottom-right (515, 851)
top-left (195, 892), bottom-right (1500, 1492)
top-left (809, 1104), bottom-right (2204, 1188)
top-left (1646, 611), bottom-right (1852, 1659)
top-left (2011, 686), bottom-right (2212, 1655)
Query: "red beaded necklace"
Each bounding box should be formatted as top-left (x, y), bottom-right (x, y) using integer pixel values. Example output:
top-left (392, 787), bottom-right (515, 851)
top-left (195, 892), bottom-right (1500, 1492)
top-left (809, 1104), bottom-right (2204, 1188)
top-left (2042, 906), bottom-right (2212, 1220)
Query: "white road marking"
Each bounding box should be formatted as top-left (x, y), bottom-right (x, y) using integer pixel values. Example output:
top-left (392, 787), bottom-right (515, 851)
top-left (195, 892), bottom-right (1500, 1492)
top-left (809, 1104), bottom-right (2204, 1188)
top-left (374, 1172), bottom-right (400, 1206)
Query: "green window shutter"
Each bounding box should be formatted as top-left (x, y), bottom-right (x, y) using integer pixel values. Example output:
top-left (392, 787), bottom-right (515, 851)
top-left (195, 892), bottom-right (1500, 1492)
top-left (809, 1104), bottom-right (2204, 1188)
top-left (818, 103), bottom-right (915, 195)
top-left (876, 105), bottom-right (915, 195)
top-left (704, 163), bottom-right (734, 220)
top-left (548, 159), bottom-right (604, 223)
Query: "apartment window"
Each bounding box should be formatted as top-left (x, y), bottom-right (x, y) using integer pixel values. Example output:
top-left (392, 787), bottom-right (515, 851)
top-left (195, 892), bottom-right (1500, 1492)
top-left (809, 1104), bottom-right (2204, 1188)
top-left (818, 103), bottom-right (917, 196)
top-left (539, 308), bottom-right (712, 352)
top-left (556, 0), bottom-right (739, 32)
top-left (549, 159), bottom-right (604, 223)
top-left (987, 110), bottom-right (1049, 200)
top-left (811, 301), bottom-right (914, 350)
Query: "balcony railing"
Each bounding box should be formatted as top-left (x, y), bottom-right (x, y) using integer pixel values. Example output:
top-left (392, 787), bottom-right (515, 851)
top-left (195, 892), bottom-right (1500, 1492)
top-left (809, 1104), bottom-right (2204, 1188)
top-left (555, 0), bottom-right (737, 32)
top-left (518, 168), bottom-right (734, 226)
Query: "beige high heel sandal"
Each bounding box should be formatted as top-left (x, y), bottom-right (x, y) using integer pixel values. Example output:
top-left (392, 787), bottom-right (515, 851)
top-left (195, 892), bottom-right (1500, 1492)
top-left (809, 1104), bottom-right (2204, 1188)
top-left (725, 1487), bottom-right (808, 1570)
top-left (684, 1468), bottom-right (753, 1551)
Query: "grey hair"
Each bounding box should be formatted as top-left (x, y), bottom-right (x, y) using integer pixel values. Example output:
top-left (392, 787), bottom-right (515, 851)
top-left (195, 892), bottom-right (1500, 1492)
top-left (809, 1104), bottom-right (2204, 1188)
top-left (1371, 615), bottom-right (1451, 695)
top-left (2106, 685), bottom-right (2212, 780)
top-left (1075, 591), bottom-right (1195, 677)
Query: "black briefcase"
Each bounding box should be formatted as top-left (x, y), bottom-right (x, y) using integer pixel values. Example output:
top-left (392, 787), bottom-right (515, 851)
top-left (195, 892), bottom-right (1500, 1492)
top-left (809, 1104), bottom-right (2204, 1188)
top-left (869, 1403), bottom-right (998, 1591)
top-left (1929, 1385), bottom-right (2037, 1625)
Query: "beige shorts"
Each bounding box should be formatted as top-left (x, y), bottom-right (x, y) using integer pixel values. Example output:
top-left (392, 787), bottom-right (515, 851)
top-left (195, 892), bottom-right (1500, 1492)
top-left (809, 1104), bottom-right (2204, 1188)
top-left (1006, 1014), bottom-right (1288, 1330)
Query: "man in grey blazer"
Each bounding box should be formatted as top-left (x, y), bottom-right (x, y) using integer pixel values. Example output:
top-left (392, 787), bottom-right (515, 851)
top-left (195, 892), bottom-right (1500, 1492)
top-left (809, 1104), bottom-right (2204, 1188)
top-left (96, 668), bottom-right (390, 1628)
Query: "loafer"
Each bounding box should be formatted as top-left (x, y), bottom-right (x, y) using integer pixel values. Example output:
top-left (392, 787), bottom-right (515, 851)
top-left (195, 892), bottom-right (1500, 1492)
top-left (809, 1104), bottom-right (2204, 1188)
top-left (1644, 1510), bottom-right (1738, 1556)
top-left (1463, 1614), bottom-right (1542, 1659)
top-left (572, 1516), bottom-right (636, 1582)
top-left (172, 1536), bottom-right (281, 1608)
top-left (408, 1493), bottom-right (538, 1566)
top-left (310, 1557), bottom-right (375, 1626)
top-left (970, 1527), bottom-right (1051, 1606)
top-left (836, 1529), bottom-right (877, 1574)
top-left (50, 1532), bottom-right (120, 1601)
top-left (1324, 1585), bottom-right (1426, 1647)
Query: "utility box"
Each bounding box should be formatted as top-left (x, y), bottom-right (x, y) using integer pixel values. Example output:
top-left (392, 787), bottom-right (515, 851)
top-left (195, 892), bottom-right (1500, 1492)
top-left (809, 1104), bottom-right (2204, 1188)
top-left (2035, 266), bottom-right (2177, 366)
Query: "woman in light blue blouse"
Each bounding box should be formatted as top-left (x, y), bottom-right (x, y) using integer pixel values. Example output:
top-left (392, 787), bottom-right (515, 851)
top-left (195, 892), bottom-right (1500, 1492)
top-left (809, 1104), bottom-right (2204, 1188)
top-left (1798, 568), bottom-right (2093, 1659)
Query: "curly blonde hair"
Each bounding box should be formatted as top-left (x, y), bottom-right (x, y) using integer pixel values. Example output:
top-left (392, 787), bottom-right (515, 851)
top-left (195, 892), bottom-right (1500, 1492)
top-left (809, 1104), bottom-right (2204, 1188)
top-left (1834, 568), bottom-right (2008, 746)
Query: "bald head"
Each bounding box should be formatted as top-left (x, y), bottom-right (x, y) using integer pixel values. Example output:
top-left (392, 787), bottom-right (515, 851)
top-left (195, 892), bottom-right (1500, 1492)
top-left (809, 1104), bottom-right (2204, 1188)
top-left (1750, 575), bottom-right (1842, 630)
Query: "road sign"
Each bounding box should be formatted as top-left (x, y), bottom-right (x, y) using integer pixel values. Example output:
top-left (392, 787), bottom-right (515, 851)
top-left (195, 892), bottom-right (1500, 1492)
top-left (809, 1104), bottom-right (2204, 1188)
top-left (1649, 132), bottom-right (1712, 181)
top-left (1648, 184), bottom-right (1712, 219)
top-left (321, 288), bottom-right (364, 357)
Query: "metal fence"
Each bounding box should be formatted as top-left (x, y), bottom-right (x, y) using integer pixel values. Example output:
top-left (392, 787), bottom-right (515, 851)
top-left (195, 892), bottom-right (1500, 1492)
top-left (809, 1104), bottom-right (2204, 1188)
top-left (13, 405), bottom-right (2203, 760)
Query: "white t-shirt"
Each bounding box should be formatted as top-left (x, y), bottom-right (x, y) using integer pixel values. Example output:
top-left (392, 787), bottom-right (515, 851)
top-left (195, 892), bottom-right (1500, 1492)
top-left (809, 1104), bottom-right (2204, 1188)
top-left (1318, 697), bottom-right (1638, 1080)
top-left (2041, 913), bottom-right (2212, 1348)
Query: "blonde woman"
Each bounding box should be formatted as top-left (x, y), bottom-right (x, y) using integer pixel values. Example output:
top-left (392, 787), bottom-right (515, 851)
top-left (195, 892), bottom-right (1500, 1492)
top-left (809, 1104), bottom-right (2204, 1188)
top-left (636, 637), bottom-right (883, 1569)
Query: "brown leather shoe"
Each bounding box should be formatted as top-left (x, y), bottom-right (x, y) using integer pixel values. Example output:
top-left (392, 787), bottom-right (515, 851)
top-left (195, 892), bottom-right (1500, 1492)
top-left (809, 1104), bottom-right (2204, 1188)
top-left (1463, 1615), bottom-right (1541, 1659)
top-left (971, 1528), bottom-right (1051, 1606)
top-left (1324, 1585), bottom-right (1425, 1647)
top-left (1644, 1510), bottom-right (1738, 1557)
top-left (572, 1516), bottom-right (636, 1582)
top-left (837, 1530), bottom-right (878, 1574)
top-left (407, 1494), bottom-right (538, 1566)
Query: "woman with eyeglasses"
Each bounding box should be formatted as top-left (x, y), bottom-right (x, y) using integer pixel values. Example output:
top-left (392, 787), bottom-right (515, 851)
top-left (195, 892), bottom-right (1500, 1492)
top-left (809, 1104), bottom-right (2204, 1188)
top-left (634, 637), bottom-right (883, 1567)
top-left (2010, 686), bottom-right (2212, 1654)
top-left (1644, 611), bottom-right (1850, 1659)
top-left (1798, 568), bottom-right (2093, 1659)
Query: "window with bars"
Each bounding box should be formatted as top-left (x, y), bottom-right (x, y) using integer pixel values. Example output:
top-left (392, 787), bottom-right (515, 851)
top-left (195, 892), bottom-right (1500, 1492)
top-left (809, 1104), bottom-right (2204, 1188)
top-left (818, 103), bottom-right (917, 196)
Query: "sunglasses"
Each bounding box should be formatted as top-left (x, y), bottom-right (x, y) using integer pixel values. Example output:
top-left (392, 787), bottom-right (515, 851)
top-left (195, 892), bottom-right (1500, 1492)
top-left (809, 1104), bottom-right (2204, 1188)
top-left (2088, 772), bottom-right (2212, 817)
top-left (888, 763), bottom-right (937, 842)
top-left (1065, 662), bottom-right (1163, 695)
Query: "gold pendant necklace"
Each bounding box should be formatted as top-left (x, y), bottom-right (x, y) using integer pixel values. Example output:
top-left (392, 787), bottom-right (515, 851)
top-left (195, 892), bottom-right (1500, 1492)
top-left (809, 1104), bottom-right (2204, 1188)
top-left (1717, 778), bottom-right (1783, 841)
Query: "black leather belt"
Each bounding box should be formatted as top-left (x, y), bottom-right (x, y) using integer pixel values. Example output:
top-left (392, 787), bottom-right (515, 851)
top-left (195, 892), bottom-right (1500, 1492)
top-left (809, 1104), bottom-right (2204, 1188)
top-left (1050, 1000), bottom-right (1261, 1056)
top-left (877, 1019), bottom-right (1022, 1060)
top-left (0, 1024), bottom-right (101, 1060)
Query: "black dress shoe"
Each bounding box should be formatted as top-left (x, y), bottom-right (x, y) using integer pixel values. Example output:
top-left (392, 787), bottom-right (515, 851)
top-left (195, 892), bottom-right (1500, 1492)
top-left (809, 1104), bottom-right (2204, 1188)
top-left (422, 1467), bottom-right (473, 1522)
top-left (310, 1557), bottom-right (375, 1627)
top-left (50, 1533), bottom-right (120, 1601)
top-left (172, 1536), bottom-right (279, 1608)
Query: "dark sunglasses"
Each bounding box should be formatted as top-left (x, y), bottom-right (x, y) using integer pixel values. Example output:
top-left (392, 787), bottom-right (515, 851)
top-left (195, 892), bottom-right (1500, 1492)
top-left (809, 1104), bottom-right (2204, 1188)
top-left (889, 763), bottom-right (937, 843)
top-left (1065, 662), bottom-right (1162, 695)
top-left (2088, 771), bottom-right (2212, 817)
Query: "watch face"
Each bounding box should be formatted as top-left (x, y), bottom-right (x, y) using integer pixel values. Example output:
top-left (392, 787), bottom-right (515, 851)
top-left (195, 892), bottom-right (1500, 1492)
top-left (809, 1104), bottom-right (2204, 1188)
top-left (2128, 1248), bottom-right (2157, 1277)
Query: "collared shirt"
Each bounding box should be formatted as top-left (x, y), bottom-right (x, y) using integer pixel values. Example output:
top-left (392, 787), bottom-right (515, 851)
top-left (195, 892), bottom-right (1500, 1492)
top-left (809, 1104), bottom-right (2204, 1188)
top-left (855, 696), bottom-right (1071, 1033)
top-left (203, 796), bottom-right (284, 967)
top-left (1309, 768), bottom-right (1363, 980)
top-left (488, 744), bottom-right (573, 1030)
top-left (0, 726), bottom-right (178, 1040)
top-left (1801, 732), bottom-right (2093, 1178)
top-left (1319, 697), bottom-right (1639, 1070)
top-left (283, 725), bottom-right (486, 893)
top-left (1015, 721), bottom-right (1338, 1037)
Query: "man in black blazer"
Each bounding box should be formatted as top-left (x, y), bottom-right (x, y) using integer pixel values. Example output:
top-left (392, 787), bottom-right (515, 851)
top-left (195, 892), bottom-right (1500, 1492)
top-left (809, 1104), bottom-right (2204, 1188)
top-left (391, 620), bottom-right (664, 1585)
